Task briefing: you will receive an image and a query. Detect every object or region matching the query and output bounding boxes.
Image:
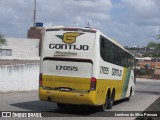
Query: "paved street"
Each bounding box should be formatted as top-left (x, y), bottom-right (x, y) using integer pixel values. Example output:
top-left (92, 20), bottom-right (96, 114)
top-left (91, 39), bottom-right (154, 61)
top-left (0, 78), bottom-right (160, 120)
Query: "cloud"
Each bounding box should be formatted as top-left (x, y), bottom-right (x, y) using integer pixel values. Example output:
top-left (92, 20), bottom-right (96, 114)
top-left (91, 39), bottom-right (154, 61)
top-left (0, 0), bottom-right (113, 37)
top-left (105, 0), bottom-right (160, 46)
top-left (0, 0), bottom-right (33, 37)
top-left (37, 0), bottom-right (112, 26)
top-left (0, 0), bottom-right (159, 46)
top-left (121, 0), bottom-right (160, 25)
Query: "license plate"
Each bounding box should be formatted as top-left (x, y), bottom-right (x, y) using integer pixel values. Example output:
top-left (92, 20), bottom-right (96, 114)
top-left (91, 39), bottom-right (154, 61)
top-left (60, 87), bottom-right (71, 92)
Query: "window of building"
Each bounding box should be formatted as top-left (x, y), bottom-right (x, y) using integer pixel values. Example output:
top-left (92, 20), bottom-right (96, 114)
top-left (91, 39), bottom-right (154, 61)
top-left (0, 49), bottom-right (12, 56)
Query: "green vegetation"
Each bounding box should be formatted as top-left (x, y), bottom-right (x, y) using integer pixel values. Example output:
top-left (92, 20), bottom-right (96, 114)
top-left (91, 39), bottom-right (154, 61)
top-left (0, 33), bottom-right (7, 47)
top-left (145, 41), bottom-right (160, 57)
top-left (157, 34), bottom-right (160, 40)
top-left (144, 34), bottom-right (160, 57)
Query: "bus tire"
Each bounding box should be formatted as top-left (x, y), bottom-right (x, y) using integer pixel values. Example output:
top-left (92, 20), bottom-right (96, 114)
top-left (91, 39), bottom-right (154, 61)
top-left (126, 87), bottom-right (132, 101)
top-left (99, 90), bottom-right (114, 111)
top-left (107, 90), bottom-right (115, 109)
top-left (99, 93), bottom-right (109, 111)
top-left (57, 103), bottom-right (66, 109)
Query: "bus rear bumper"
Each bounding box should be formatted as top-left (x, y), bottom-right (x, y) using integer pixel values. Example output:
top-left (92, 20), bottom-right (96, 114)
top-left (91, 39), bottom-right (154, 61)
top-left (39, 87), bottom-right (98, 106)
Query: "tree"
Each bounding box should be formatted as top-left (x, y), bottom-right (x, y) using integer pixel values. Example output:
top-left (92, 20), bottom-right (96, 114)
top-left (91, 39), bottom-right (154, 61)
top-left (0, 33), bottom-right (7, 47)
top-left (157, 34), bottom-right (160, 40)
top-left (146, 41), bottom-right (160, 57)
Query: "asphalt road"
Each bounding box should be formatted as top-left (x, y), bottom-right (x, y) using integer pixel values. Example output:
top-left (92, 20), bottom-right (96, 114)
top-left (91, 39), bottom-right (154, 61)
top-left (0, 78), bottom-right (160, 120)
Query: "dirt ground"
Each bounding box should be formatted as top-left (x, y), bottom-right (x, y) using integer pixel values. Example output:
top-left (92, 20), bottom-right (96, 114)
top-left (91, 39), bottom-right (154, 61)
top-left (0, 60), bottom-right (40, 66)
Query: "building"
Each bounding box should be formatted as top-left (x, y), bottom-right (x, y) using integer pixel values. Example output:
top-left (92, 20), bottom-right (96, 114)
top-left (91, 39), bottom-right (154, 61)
top-left (27, 23), bottom-right (45, 56)
top-left (27, 26), bottom-right (44, 41)
top-left (0, 37), bottom-right (39, 57)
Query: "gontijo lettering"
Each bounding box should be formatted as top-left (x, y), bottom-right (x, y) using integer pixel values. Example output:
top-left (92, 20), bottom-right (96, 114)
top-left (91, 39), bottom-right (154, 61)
top-left (49, 44), bottom-right (89, 50)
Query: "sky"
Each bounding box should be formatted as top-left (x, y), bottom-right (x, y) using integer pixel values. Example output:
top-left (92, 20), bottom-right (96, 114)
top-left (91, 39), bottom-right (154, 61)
top-left (0, 0), bottom-right (160, 46)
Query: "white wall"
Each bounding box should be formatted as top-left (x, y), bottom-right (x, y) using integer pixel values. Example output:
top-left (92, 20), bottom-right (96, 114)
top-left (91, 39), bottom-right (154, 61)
top-left (0, 64), bottom-right (39, 92)
top-left (1, 37), bottom-right (39, 57)
top-left (0, 56), bottom-right (40, 60)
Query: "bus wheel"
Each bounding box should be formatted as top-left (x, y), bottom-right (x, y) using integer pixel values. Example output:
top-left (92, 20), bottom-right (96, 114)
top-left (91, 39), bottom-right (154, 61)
top-left (126, 88), bottom-right (132, 101)
top-left (57, 103), bottom-right (66, 109)
top-left (107, 91), bottom-right (114, 109)
top-left (99, 92), bottom-right (111, 111)
top-left (99, 95), bottom-right (108, 111)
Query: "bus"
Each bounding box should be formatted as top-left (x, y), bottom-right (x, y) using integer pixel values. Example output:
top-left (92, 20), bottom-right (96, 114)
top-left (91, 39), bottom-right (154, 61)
top-left (39, 26), bottom-right (136, 111)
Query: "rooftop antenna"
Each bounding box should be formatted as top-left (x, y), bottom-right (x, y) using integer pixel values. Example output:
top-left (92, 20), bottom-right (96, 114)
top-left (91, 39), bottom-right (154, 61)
top-left (33, 0), bottom-right (37, 27)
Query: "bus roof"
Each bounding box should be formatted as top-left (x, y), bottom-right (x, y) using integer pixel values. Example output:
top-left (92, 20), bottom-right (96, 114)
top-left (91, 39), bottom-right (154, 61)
top-left (46, 26), bottom-right (97, 33)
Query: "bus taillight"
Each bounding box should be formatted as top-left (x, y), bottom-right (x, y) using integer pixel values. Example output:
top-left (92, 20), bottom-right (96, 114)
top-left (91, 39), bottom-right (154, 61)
top-left (90, 77), bottom-right (97, 90)
top-left (39, 73), bottom-right (42, 87)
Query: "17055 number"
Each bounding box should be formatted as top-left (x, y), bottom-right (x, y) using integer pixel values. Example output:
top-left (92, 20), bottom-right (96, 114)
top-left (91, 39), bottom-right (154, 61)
top-left (56, 65), bottom-right (78, 71)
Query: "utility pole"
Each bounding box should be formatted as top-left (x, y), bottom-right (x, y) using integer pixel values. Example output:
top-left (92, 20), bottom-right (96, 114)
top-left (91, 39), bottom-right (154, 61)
top-left (33, 0), bottom-right (37, 27)
top-left (87, 22), bottom-right (90, 27)
top-left (156, 50), bottom-right (158, 67)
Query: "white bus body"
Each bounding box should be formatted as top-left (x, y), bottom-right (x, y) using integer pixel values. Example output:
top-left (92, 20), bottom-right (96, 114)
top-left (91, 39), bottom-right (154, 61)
top-left (39, 26), bottom-right (135, 110)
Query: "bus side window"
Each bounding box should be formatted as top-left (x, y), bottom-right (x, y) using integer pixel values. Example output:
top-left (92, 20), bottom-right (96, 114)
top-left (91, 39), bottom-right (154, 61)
top-left (100, 36), bottom-right (110, 62)
top-left (128, 56), bottom-right (134, 69)
top-left (100, 35), bottom-right (135, 69)
top-left (104, 40), bottom-right (110, 62)
top-left (100, 37), bottom-right (106, 61)
top-left (109, 46), bottom-right (115, 63)
top-left (101, 38), bottom-right (105, 48)
top-left (117, 48), bottom-right (123, 66)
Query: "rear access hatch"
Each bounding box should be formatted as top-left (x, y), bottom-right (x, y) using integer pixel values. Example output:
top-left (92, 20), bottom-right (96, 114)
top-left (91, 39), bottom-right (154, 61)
top-left (42, 58), bottom-right (93, 91)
